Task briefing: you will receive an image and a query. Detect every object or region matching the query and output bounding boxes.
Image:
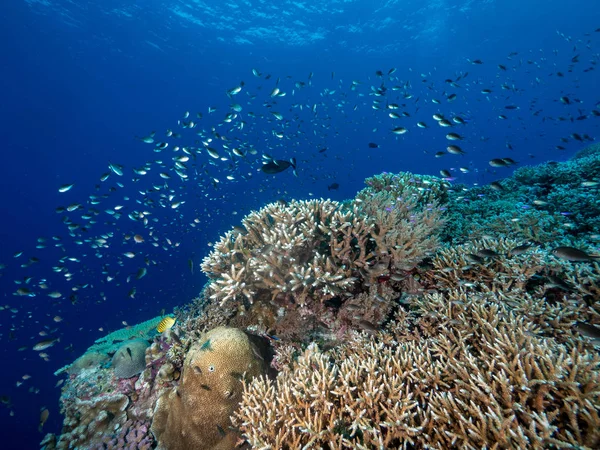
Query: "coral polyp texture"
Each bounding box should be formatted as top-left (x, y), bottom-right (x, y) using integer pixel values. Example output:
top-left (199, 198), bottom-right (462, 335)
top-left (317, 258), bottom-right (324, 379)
top-left (151, 327), bottom-right (267, 450)
top-left (47, 156), bottom-right (600, 450)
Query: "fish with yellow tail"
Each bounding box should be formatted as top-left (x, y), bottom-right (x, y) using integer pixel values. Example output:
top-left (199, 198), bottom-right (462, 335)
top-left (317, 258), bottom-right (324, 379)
top-left (156, 316), bottom-right (176, 333)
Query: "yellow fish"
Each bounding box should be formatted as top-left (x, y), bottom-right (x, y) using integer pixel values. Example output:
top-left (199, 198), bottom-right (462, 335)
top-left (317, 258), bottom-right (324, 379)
top-left (157, 316), bottom-right (176, 333)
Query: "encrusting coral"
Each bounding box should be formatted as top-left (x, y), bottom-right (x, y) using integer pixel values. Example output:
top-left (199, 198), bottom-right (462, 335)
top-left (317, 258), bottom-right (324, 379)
top-left (151, 327), bottom-right (268, 450)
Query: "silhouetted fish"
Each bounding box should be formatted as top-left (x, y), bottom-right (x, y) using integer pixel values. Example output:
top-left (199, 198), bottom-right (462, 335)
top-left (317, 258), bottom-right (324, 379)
top-left (261, 157), bottom-right (297, 176)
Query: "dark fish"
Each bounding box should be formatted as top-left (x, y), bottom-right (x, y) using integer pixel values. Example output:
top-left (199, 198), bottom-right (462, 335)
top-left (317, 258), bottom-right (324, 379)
top-left (318, 148), bottom-right (327, 153)
top-left (489, 181), bottom-right (504, 191)
top-left (261, 157), bottom-right (297, 176)
top-left (509, 242), bottom-right (534, 255)
top-left (489, 159), bottom-right (510, 167)
top-left (358, 319), bottom-right (378, 334)
top-left (574, 322), bottom-right (600, 341)
top-left (327, 183), bottom-right (340, 191)
top-left (476, 249), bottom-right (500, 258)
top-left (39, 408), bottom-right (49, 432)
top-left (368, 142), bottom-right (379, 149)
top-left (546, 274), bottom-right (573, 291)
top-left (465, 254), bottom-right (484, 264)
top-left (552, 246), bottom-right (599, 262)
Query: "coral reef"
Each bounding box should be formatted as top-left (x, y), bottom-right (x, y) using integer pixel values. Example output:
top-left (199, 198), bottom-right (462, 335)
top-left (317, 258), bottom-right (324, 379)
top-left (51, 390), bottom-right (130, 449)
top-left (198, 175), bottom-right (446, 345)
top-left (151, 327), bottom-right (268, 450)
top-left (235, 290), bottom-right (600, 449)
top-left (45, 322), bottom-right (180, 449)
top-left (444, 141), bottom-right (600, 243)
top-left (49, 157), bottom-right (600, 450)
top-left (201, 182), bottom-right (445, 308)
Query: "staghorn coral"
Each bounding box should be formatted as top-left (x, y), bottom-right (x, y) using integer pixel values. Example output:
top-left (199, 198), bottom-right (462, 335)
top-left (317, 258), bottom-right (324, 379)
top-left (151, 327), bottom-right (268, 450)
top-left (201, 199), bottom-right (359, 306)
top-left (359, 171), bottom-right (449, 205)
top-left (422, 237), bottom-right (566, 293)
top-left (355, 190), bottom-right (445, 272)
top-left (201, 192), bottom-right (444, 327)
top-left (235, 289), bottom-right (600, 449)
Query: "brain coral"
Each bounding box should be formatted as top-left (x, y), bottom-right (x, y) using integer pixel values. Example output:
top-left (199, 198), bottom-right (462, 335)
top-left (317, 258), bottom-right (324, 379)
top-left (111, 339), bottom-right (150, 379)
top-left (151, 327), bottom-right (267, 450)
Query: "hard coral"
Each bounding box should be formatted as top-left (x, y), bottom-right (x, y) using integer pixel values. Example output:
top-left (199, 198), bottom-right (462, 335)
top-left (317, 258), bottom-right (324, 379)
top-left (235, 290), bottom-right (600, 449)
top-left (112, 339), bottom-right (150, 379)
top-left (151, 327), bottom-right (267, 450)
top-left (202, 192), bottom-right (444, 308)
top-left (55, 392), bottom-right (130, 449)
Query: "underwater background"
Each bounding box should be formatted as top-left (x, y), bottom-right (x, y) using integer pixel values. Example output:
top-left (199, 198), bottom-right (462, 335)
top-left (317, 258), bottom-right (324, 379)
top-left (0, 0), bottom-right (598, 448)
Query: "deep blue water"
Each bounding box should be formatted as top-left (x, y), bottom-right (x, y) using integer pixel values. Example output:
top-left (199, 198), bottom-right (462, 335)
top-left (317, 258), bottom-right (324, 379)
top-left (0, 0), bottom-right (598, 447)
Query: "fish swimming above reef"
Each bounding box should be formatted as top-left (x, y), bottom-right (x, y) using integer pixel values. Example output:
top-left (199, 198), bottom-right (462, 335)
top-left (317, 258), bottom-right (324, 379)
top-left (157, 316), bottom-right (176, 333)
top-left (574, 322), bottom-right (600, 346)
top-left (33, 337), bottom-right (59, 351)
top-left (261, 156), bottom-right (297, 176)
top-left (328, 183), bottom-right (339, 191)
top-left (552, 246), bottom-right (600, 262)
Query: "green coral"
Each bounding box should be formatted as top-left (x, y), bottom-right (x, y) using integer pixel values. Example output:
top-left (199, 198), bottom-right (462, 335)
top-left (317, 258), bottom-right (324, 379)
top-left (55, 316), bottom-right (163, 376)
top-left (443, 146), bottom-right (600, 243)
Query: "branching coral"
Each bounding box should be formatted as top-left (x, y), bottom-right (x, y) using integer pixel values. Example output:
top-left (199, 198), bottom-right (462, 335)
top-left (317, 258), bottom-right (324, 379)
top-left (235, 290), bottom-right (600, 449)
top-left (202, 193), bottom-right (445, 308)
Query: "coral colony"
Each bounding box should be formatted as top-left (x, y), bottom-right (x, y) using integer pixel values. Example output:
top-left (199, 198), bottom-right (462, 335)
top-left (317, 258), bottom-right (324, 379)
top-left (43, 144), bottom-right (600, 449)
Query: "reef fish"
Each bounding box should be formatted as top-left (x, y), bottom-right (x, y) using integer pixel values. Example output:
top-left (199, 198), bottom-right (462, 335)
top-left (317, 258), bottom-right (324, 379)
top-left (552, 246), bottom-right (600, 262)
top-left (261, 157), bottom-right (297, 176)
top-left (157, 316), bottom-right (176, 333)
top-left (33, 338), bottom-right (59, 351)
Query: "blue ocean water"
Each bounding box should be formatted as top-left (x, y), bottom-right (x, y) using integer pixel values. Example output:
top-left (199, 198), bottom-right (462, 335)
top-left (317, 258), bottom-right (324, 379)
top-left (0, 0), bottom-right (598, 447)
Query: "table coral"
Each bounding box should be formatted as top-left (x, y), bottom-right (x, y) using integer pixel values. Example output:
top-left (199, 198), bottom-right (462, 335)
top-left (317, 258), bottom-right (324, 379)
top-left (151, 327), bottom-right (268, 450)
